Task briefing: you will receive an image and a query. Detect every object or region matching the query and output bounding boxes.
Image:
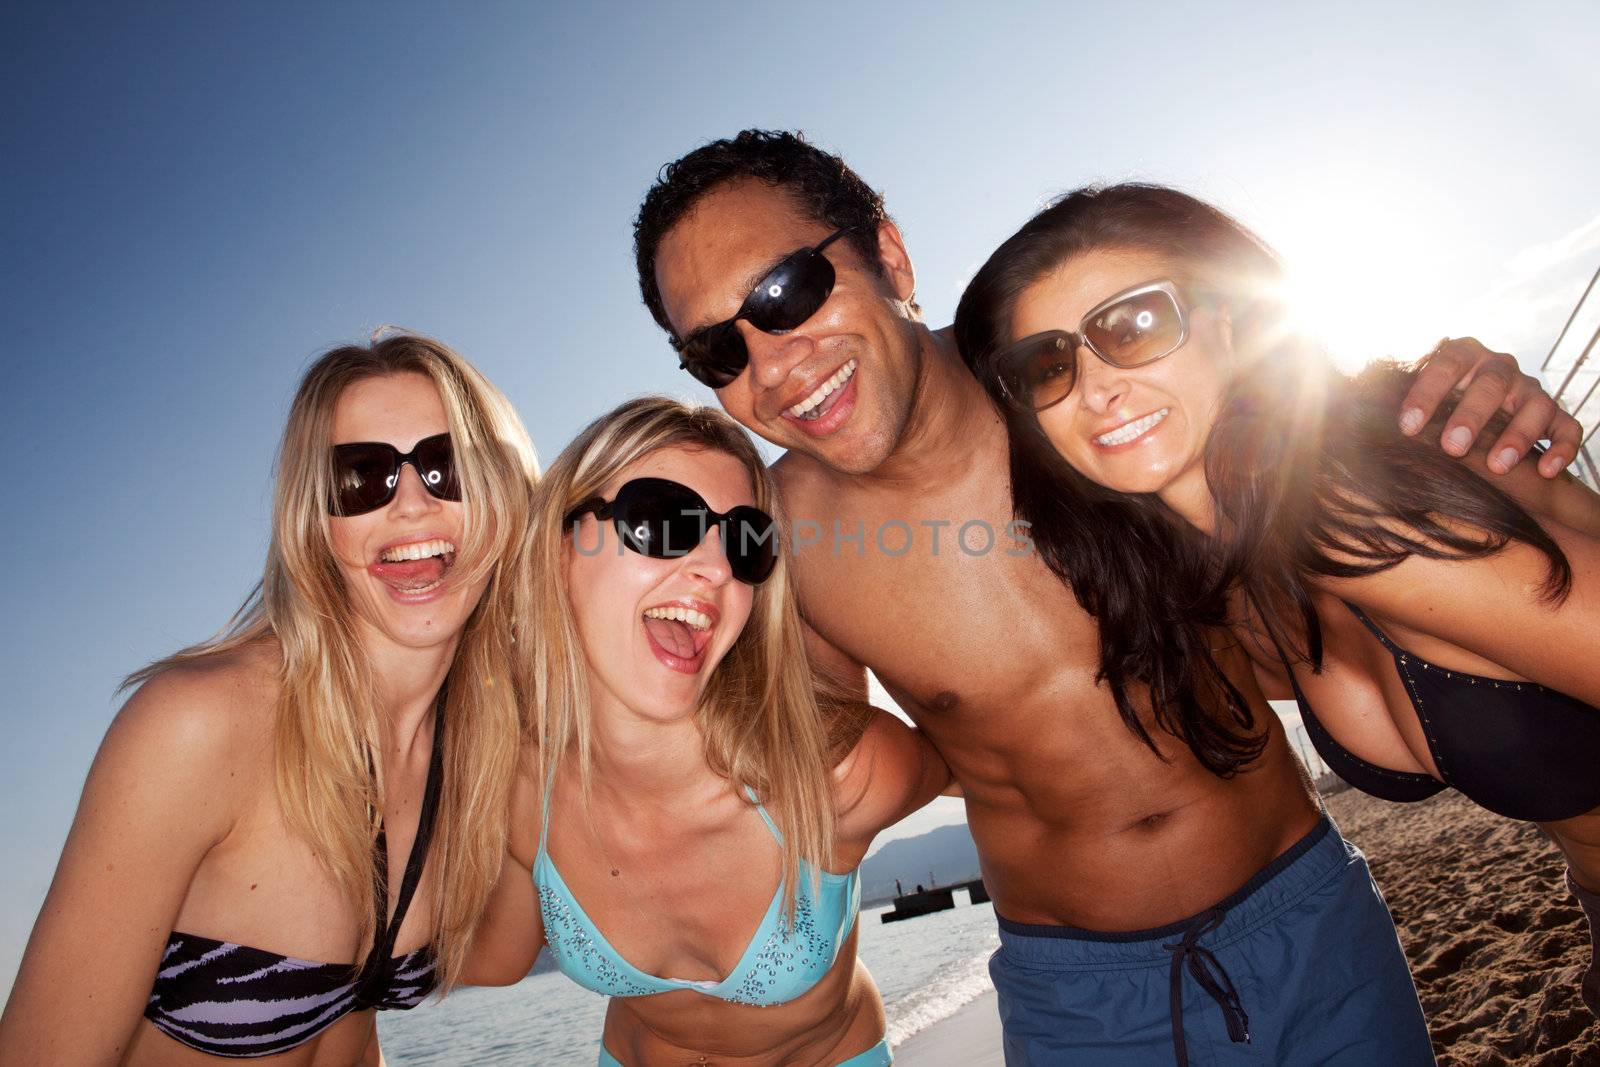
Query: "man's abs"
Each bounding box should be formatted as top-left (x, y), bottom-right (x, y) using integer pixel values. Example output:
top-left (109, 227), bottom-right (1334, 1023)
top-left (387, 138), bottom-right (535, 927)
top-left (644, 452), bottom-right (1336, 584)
top-left (959, 721), bottom-right (1320, 929)
top-left (793, 500), bottom-right (1320, 930)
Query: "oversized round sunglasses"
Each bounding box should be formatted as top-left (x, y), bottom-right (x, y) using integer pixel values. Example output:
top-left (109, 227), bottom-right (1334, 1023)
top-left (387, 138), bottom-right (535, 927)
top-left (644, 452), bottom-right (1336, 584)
top-left (672, 226), bottom-right (860, 390)
top-left (564, 477), bottom-right (779, 585)
top-left (995, 280), bottom-right (1197, 412)
top-left (329, 433), bottom-right (460, 516)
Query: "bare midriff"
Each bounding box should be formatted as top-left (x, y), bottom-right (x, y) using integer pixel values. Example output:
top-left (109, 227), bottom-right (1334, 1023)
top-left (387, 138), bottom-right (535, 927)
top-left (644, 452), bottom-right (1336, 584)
top-left (598, 951), bottom-right (885, 1066)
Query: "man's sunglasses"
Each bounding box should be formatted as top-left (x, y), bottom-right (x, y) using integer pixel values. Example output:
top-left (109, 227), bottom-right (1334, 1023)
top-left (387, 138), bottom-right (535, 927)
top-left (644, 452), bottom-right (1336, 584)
top-left (330, 433), bottom-right (460, 516)
top-left (995, 280), bottom-right (1196, 412)
top-left (564, 477), bottom-right (779, 585)
top-left (672, 225), bottom-right (860, 390)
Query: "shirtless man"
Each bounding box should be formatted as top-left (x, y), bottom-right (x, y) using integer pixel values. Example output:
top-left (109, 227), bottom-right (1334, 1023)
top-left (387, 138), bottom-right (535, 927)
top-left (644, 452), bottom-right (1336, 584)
top-left (632, 130), bottom-right (1583, 1065)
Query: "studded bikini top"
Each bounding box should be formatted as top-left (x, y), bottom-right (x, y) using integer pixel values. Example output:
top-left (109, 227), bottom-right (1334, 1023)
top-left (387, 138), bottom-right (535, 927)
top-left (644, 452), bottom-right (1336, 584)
top-left (1288, 602), bottom-right (1600, 824)
top-left (534, 784), bottom-right (859, 1007)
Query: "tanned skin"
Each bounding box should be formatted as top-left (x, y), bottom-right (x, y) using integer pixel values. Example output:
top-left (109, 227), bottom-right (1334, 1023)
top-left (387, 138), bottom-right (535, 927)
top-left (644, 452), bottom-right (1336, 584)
top-left (463, 446), bottom-right (951, 1066)
top-left (0, 375), bottom-right (465, 1066)
top-left (650, 177), bottom-right (1585, 931)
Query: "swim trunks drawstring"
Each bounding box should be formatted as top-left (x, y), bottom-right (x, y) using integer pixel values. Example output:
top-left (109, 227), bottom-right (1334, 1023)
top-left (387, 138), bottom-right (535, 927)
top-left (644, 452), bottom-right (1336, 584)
top-left (1162, 906), bottom-right (1250, 1066)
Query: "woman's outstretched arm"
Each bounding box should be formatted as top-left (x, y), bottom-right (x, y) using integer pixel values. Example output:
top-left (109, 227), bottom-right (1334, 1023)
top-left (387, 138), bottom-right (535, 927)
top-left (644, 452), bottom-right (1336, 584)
top-left (1324, 509), bottom-right (1600, 709)
top-left (0, 668), bottom-right (242, 1066)
top-left (801, 620), bottom-right (954, 855)
top-left (460, 750), bottom-right (544, 987)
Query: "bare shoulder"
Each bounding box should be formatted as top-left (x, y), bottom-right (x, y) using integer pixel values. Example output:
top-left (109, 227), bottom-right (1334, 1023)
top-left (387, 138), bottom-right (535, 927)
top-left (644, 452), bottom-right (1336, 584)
top-left (830, 708), bottom-right (898, 785)
top-left (111, 639), bottom-right (280, 785)
top-left (770, 450), bottom-right (838, 517)
top-left (0, 645), bottom-right (277, 1048)
top-left (831, 708), bottom-right (951, 850)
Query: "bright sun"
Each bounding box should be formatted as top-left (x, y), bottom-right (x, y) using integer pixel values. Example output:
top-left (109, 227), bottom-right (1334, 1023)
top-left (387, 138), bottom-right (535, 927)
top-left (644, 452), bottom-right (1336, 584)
top-left (1261, 200), bottom-right (1469, 375)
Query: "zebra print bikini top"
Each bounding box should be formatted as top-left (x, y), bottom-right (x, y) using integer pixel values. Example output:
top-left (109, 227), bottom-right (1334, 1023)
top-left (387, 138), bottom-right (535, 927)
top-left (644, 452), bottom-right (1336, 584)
top-left (144, 697), bottom-right (445, 1057)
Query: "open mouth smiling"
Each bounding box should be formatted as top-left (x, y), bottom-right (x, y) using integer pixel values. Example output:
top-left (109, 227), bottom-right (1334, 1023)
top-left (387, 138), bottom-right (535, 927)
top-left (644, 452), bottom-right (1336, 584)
top-left (370, 537), bottom-right (458, 596)
top-left (641, 599), bottom-right (719, 673)
top-left (784, 358), bottom-right (857, 422)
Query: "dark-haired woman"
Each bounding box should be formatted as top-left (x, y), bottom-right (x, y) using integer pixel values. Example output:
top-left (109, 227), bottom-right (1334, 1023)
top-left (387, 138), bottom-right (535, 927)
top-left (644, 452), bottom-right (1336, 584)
top-left (954, 182), bottom-right (1600, 1035)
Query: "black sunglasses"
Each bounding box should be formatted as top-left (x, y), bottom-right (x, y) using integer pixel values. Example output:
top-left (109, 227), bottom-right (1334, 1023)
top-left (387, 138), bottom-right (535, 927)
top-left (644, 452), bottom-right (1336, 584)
top-left (330, 433), bottom-right (460, 516)
top-left (672, 225), bottom-right (860, 389)
top-left (994, 280), bottom-right (1195, 412)
top-left (564, 477), bottom-right (778, 585)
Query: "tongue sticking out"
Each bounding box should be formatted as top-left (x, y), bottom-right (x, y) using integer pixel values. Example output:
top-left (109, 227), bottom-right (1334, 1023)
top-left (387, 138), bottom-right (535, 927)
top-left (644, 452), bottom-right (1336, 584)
top-left (644, 616), bottom-right (696, 659)
top-left (372, 556), bottom-right (447, 592)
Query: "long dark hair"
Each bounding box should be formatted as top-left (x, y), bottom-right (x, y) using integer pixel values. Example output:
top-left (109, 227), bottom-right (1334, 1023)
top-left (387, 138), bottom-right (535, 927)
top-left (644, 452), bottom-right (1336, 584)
top-left (954, 183), bottom-right (1570, 777)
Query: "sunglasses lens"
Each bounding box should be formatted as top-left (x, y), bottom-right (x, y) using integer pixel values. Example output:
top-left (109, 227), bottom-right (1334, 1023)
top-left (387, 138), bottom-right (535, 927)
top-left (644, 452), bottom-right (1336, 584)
top-left (680, 321), bottom-right (748, 389)
top-left (613, 480), bottom-right (707, 558)
top-left (610, 479), bottom-right (777, 585)
top-left (1084, 289), bottom-right (1184, 367)
top-left (676, 237), bottom-right (845, 389)
top-left (331, 443), bottom-right (398, 515)
top-left (724, 507), bottom-right (778, 584)
top-left (413, 434), bottom-right (461, 501)
top-left (329, 435), bottom-right (461, 515)
top-left (745, 250), bottom-right (836, 334)
top-left (1013, 334), bottom-right (1078, 411)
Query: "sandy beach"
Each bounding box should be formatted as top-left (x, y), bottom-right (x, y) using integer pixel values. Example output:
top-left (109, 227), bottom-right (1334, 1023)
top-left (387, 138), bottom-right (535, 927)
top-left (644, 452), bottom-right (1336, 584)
top-left (1335, 788), bottom-right (1598, 1065)
top-left (893, 989), bottom-right (1003, 1066)
top-left (897, 788), bottom-right (1599, 1065)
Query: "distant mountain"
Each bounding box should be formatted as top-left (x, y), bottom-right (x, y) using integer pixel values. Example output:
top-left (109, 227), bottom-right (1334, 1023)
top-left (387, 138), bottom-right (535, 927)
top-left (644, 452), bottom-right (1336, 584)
top-left (859, 823), bottom-right (980, 906)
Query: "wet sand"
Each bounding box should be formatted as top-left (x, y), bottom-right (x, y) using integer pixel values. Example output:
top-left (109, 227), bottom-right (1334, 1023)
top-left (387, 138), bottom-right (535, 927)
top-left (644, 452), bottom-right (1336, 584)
top-left (893, 990), bottom-right (1003, 1066)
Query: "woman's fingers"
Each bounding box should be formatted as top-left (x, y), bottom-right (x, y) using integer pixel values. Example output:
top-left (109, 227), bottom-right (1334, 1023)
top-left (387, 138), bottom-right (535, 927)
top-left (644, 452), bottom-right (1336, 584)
top-left (1484, 382), bottom-right (1579, 476)
top-left (1399, 337), bottom-right (1579, 478)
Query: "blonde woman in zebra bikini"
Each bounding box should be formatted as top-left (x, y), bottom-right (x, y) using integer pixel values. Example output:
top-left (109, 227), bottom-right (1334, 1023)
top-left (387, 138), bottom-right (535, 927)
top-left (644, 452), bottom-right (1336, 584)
top-left (0, 334), bottom-right (537, 1065)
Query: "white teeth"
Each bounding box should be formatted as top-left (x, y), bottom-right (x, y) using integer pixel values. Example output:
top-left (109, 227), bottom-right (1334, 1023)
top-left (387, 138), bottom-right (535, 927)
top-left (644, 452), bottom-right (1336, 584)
top-left (643, 606), bottom-right (711, 631)
top-left (786, 359), bottom-right (858, 420)
top-left (378, 538), bottom-right (457, 563)
top-left (1096, 409), bottom-right (1170, 447)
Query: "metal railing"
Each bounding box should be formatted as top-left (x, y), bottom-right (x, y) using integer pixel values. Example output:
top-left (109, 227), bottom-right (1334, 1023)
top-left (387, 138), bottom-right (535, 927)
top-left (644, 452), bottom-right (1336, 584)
top-left (1540, 262), bottom-right (1600, 487)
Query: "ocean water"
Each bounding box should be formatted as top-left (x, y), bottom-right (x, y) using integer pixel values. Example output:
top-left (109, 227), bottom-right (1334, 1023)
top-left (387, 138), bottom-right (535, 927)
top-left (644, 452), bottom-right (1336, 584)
top-left (380, 898), bottom-right (999, 1065)
top-left (380, 707), bottom-right (1323, 1064)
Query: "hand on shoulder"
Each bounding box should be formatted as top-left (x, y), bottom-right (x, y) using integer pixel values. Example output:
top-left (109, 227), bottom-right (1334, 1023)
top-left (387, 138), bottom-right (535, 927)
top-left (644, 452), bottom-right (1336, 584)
top-left (1398, 337), bottom-right (1582, 479)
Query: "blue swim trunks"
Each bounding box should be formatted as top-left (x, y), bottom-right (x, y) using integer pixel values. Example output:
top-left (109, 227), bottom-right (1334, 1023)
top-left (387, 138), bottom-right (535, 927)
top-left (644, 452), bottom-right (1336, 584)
top-left (989, 815), bottom-right (1434, 1065)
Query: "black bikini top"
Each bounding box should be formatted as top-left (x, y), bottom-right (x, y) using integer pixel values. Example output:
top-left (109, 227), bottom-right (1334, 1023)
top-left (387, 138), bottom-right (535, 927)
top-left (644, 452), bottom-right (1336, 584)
top-left (1287, 603), bottom-right (1600, 824)
top-left (144, 691), bottom-right (446, 1057)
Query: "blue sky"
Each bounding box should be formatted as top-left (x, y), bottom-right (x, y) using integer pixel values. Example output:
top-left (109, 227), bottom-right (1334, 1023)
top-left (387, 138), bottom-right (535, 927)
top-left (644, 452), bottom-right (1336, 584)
top-left (3, 1), bottom-right (1598, 995)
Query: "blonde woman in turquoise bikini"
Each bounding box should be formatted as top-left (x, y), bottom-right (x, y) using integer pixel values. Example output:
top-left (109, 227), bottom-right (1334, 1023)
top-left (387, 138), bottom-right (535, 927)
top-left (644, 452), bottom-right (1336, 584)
top-left (467, 397), bottom-right (953, 1066)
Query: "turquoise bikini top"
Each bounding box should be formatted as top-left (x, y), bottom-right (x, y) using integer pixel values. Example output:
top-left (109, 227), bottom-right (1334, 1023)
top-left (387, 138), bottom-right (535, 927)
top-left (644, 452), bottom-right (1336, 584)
top-left (534, 782), bottom-right (860, 1006)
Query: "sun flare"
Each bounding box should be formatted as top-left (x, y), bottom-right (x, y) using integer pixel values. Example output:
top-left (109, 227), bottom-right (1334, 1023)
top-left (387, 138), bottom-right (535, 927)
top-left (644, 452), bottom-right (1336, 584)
top-left (1260, 200), bottom-right (1469, 375)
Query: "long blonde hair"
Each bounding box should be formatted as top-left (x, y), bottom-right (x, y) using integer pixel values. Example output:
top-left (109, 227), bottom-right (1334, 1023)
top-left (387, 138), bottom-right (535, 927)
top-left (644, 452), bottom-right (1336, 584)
top-left (519, 396), bottom-right (835, 913)
top-left (127, 332), bottom-right (537, 991)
